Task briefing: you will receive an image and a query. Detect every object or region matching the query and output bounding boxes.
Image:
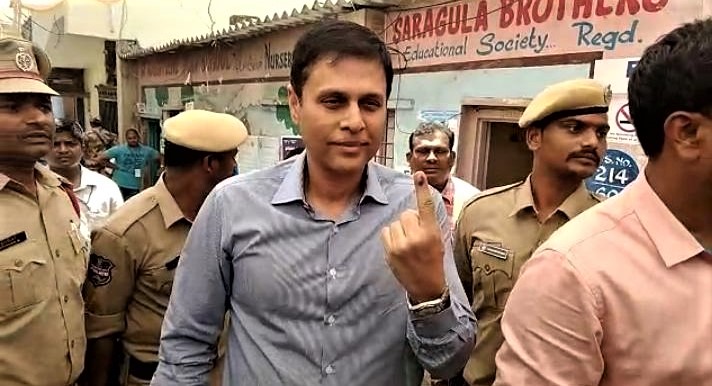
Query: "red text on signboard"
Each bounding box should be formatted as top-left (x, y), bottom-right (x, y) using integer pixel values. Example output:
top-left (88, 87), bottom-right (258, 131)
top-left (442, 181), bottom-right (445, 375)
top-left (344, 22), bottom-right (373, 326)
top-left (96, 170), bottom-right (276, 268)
top-left (390, 0), bottom-right (668, 43)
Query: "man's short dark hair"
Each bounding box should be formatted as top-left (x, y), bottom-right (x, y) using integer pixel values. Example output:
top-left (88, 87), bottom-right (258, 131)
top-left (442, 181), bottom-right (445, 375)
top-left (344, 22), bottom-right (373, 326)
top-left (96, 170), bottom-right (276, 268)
top-left (125, 128), bottom-right (140, 138)
top-left (55, 119), bottom-right (84, 142)
top-left (163, 141), bottom-right (217, 168)
top-left (408, 122), bottom-right (455, 152)
top-left (628, 18), bottom-right (712, 158)
top-left (290, 19), bottom-right (394, 99)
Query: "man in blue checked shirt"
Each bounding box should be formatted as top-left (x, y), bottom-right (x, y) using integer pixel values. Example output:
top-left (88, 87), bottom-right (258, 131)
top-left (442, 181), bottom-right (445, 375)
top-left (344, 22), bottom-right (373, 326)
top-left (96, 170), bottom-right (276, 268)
top-left (152, 19), bottom-right (476, 386)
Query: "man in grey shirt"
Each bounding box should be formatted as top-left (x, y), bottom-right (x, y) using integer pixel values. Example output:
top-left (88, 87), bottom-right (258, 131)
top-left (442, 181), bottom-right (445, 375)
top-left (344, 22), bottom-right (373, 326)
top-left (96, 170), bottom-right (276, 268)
top-left (151, 20), bottom-right (476, 386)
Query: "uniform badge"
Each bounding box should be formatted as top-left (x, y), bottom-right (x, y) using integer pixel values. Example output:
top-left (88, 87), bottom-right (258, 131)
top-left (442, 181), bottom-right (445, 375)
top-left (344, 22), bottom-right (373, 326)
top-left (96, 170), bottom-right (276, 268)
top-left (0, 231), bottom-right (27, 252)
top-left (88, 254), bottom-right (115, 287)
top-left (478, 242), bottom-right (510, 260)
top-left (15, 47), bottom-right (35, 72)
top-left (603, 84), bottom-right (613, 105)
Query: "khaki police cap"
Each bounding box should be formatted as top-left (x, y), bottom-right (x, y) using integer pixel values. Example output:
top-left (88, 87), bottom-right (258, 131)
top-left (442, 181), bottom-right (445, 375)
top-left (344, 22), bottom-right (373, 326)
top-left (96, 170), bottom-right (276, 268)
top-left (519, 78), bottom-right (612, 129)
top-left (163, 109), bottom-right (248, 152)
top-left (0, 37), bottom-right (57, 95)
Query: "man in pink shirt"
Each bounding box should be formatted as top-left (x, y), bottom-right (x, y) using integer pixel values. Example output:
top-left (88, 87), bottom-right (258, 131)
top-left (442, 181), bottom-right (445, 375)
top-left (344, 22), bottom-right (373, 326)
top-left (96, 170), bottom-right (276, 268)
top-left (494, 18), bottom-right (712, 386)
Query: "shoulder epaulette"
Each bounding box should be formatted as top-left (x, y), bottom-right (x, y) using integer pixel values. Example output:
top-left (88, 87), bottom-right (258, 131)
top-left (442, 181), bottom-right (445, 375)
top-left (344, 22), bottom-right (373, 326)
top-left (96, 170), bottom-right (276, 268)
top-left (460, 180), bottom-right (525, 211)
top-left (102, 190), bottom-right (158, 235)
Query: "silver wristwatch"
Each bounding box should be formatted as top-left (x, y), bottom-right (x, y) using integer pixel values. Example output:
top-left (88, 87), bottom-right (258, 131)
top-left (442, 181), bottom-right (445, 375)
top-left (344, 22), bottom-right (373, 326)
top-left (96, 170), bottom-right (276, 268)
top-left (407, 286), bottom-right (451, 317)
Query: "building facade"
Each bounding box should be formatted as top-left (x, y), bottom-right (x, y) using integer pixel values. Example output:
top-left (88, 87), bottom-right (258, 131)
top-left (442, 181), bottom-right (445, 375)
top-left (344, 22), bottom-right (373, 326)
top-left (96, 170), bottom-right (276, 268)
top-left (114, 0), bottom-right (707, 194)
top-left (117, 1), bottom-right (383, 175)
top-left (383, 0), bottom-right (705, 196)
top-left (25, 0), bottom-right (323, 134)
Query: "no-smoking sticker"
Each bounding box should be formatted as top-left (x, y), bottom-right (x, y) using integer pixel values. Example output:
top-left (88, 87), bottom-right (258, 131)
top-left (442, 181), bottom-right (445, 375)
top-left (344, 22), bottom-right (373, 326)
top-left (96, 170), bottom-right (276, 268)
top-left (616, 104), bottom-right (635, 133)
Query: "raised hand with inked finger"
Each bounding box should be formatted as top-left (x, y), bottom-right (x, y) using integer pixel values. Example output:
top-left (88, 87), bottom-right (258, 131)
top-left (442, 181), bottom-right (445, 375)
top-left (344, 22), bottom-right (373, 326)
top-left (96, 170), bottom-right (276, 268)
top-left (381, 171), bottom-right (447, 304)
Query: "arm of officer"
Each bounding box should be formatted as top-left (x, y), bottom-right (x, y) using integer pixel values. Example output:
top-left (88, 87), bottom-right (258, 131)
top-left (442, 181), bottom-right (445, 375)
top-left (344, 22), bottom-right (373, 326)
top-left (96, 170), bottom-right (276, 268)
top-left (453, 212), bottom-right (473, 305)
top-left (494, 249), bottom-right (604, 386)
top-left (405, 194), bottom-right (477, 380)
top-left (152, 189), bottom-right (230, 385)
top-left (83, 227), bottom-right (137, 386)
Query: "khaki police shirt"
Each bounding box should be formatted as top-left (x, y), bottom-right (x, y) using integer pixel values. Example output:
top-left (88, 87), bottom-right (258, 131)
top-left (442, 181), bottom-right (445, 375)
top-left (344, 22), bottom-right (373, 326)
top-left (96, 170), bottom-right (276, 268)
top-left (84, 176), bottom-right (190, 362)
top-left (454, 176), bottom-right (602, 386)
top-left (0, 164), bottom-right (88, 386)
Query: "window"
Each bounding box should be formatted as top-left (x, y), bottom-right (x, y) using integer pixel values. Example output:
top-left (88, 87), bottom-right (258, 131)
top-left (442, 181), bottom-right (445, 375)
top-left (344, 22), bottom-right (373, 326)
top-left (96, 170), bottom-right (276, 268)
top-left (375, 109), bottom-right (395, 168)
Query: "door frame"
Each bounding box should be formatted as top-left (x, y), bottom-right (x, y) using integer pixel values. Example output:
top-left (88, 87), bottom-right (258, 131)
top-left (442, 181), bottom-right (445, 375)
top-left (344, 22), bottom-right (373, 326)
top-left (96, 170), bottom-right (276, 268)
top-left (456, 98), bottom-right (531, 189)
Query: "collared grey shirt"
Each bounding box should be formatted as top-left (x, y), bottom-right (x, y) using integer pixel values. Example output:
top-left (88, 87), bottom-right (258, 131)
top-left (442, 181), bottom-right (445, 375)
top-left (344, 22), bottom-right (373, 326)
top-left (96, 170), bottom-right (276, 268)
top-left (151, 153), bottom-right (476, 386)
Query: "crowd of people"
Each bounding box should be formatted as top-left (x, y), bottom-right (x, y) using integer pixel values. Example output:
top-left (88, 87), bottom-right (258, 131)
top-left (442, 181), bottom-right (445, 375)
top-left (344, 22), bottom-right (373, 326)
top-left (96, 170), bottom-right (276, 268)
top-left (0, 15), bottom-right (710, 386)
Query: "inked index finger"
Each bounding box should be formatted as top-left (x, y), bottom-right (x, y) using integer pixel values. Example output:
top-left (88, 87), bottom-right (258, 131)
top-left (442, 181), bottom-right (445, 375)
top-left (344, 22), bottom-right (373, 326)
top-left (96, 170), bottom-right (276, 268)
top-left (413, 171), bottom-right (438, 228)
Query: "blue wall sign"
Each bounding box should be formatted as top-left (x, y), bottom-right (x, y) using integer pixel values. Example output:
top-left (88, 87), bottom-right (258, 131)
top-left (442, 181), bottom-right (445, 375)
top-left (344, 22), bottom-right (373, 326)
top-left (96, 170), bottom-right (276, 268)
top-left (417, 110), bottom-right (460, 123)
top-left (586, 149), bottom-right (639, 198)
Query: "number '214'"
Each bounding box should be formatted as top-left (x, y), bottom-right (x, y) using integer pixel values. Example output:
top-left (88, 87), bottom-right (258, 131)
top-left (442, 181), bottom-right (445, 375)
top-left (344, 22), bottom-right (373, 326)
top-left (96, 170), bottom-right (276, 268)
top-left (594, 166), bottom-right (631, 185)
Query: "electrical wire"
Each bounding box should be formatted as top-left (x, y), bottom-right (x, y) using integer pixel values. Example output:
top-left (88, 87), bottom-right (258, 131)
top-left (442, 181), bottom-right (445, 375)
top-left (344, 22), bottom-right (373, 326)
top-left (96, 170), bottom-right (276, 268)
top-left (118, 0), bottom-right (127, 41)
top-left (207, 0), bottom-right (215, 34)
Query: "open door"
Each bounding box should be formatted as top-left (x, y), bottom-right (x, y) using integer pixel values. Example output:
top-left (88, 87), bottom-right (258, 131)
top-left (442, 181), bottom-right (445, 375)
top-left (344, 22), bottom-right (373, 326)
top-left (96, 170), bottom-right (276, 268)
top-left (456, 98), bottom-right (532, 190)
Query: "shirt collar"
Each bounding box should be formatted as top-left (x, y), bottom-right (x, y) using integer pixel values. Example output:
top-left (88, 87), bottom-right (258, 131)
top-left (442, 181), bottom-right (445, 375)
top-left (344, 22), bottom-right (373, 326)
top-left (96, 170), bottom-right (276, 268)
top-left (509, 175), bottom-right (593, 219)
top-left (631, 173), bottom-right (704, 268)
top-left (440, 177), bottom-right (455, 205)
top-left (153, 175), bottom-right (187, 229)
top-left (77, 166), bottom-right (100, 191)
top-left (271, 151), bottom-right (389, 206)
top-left (0, 163), bottom-right (63, 191)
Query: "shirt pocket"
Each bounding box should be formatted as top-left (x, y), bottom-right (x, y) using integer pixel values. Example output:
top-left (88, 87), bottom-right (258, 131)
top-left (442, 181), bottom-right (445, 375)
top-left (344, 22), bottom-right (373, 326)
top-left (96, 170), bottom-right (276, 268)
top-left (146, 263), bottom-right (176, 301)
top-left (470, 239), bottom-right (515, 311)
top-left (0, 240), bottom-right (52, 314)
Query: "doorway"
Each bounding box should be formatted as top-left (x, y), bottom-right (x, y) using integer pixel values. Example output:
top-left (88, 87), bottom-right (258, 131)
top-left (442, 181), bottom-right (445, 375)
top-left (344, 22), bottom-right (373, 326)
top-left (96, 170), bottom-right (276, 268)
top-left (143, 118), bottom-right (162, 187)
top-left (485, 122), bottom-right (532, 188)
top-left (455, 98), bottom-right (532, 189)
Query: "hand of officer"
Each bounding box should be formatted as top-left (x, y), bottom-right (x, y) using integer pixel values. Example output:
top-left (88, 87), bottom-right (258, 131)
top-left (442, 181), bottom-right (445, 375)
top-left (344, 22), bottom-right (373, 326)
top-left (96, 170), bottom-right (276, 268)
top-left (381, 171), bottom-right (446, 304)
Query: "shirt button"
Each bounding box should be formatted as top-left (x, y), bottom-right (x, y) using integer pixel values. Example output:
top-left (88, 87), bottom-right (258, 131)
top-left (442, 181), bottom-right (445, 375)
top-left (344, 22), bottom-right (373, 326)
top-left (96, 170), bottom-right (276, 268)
top-left (328, 268), bottom-right (337, 278)
top-left (55, 249), bottom-right (61, 258)
top-left (63, 295), bottom-right (69, 303)
top-left (484, 264), bottom-right (491, 272)
top-left (14, 259), bottom-right (22, 267)
top-left (325, 365), bottom-right (335, 375)
top-left (326, 314), bottom-right (336, 325)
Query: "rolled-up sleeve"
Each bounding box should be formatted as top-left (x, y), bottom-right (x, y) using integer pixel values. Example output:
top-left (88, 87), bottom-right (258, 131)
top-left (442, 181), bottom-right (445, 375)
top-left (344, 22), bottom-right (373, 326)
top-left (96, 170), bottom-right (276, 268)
top-left (84, 228), bottom-right (135, 339)
top-left (407, 197), bottom-right (477, 380)
top-left (151, 189), bottom-right (231, 386)
top-left (494, 249), bottom-right (604, 386)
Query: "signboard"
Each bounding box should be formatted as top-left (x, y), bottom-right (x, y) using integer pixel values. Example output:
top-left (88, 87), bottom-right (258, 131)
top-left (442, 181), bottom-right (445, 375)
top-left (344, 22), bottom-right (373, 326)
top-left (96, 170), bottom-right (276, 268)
top-left (137, 27), bottom-right (306, 86)
top-left (606, 94), bottom-right (639, 145)
top-left (592, 57), bottom-right (640, 94)
top-left (280, 135), bottom-right (304, 160)
top-left (615, 103), bottom-right (635, 133)
top-left (418, 109), bottom-right (460, 123)
top-left (384, 0), bottom-right (699, 69)
top-left (238, 136), bottom-right (280, 173)
top-left (586, 149), bottom-right (639, 198)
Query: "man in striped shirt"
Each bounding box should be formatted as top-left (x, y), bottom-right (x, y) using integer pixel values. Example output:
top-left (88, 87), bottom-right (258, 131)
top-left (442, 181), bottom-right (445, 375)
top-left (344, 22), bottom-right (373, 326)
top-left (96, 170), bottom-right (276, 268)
top-left (152, 20), bottom-right (476, 386)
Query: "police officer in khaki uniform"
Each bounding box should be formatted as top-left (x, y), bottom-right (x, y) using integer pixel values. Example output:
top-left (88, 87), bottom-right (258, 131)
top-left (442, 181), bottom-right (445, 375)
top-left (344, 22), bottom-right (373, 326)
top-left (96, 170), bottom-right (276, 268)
top-left (454, 79), bottom-right (611, 386)
top-left (83, 110), bottom-right (248, 386)
top-left (0, 37), bottom-right (88, 386)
